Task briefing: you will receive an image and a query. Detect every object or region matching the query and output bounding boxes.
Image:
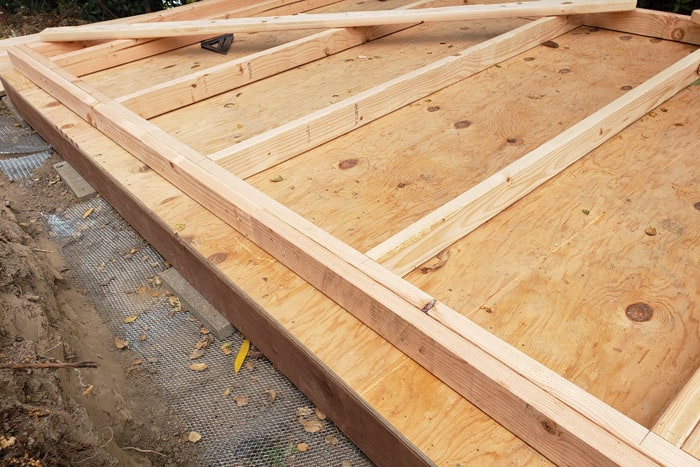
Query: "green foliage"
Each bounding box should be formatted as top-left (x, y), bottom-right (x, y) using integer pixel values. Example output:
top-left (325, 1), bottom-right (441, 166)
top-left (0, 0), bottom-right (199, 22)
top-left (636, 0), bottom-right (699, 15)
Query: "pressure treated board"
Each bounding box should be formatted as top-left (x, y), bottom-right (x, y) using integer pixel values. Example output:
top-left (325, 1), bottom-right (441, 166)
top-left (2, 1), bottom-right (699, 465)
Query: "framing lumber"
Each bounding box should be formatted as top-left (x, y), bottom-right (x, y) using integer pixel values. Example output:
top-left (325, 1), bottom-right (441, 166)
top-left (47, 0), bottom-right (346, 77)
top-left (0, 73), bottom-right (432, 467)
top-left (210, 16), bottom-right (581, 177)
top-left (583, 8), bottom-right (700, 45)
top-left (7, 41), bottom-right (700, 466)
top-left (653, 367), bottom-right (700, 448)
top-left (365, 47), bottom-right (700, 274)
top-left (39, 0), bottom-right (636, 41)
top-left (117, 0), bottom-right (438, 118)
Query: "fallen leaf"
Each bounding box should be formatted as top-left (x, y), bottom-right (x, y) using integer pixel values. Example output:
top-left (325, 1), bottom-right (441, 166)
top-left (132, 359), bottom-right (143, 366)
top-left (299, 418), bottom-right (325, 433)
top-left (223, 388), bottom-right (231, 397)
top-left (246, 361), bottom-right (255, 370)
top-left (142, 325), bottom-right (150, 331)
top-left (189, 348), bottom-right (205, 360)
top-left (188, 431), bottom-right (202, 443)
top-left (200, 327), bottom-right (210, 335)
top-left (297, 442), bottom-right (309, 452)
top-left (0, 436), bottom-right (16, 449)
top-left (340, 461), bottom-right (352, 467)
top-left (82, 207), bottom-right (94, 219)
top-left (324, 435), bottom-right (339, 445)
top-left (82, 385), bottom-right (94, 396)
top-left (234, 395), bottom-right (248, 406)
top-left (139, 334), bottom-right (147, 341)
top-left (123, 315), bottom-right (138, 323)
top-left (114, 337), bottom-right (129, 349)
top-left (173, 223), bottom-right (186, 232)
top-left (315, 408), bottom-right (327, 421)
top-left (195, 335), bottom-right (213, 349)
top-left (265, 389), bottom-right (277, 402)
top-left (234, 338), bottom-right (250, 374)
top-left (296, 407), bottom-right (314, 417)
top-left (189, 363), bottom-right (208, 372)
top-left (220, 341), bottom-right (233, 355)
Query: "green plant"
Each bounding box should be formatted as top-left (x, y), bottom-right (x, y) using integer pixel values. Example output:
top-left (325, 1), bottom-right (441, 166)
top-left (636, 0), bottom-right (699, 15)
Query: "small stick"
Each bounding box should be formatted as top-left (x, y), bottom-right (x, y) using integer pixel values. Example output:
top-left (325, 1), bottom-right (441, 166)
top-left (123, 446), bottom-right (167, 457)
top-left (0, 361), bottom-right (98, 370)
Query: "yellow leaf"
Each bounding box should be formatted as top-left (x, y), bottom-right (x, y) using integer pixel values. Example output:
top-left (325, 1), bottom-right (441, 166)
top-left (123, 315), bottom-right (138, 323)
top-left (82, 207), bottom-right (94, 219)
top-left (188, 431), bottom-right (202, 443)
top-left (234, 338), bottom-right (250, 374)
top-left (173, 223), bottom-right (186, 232)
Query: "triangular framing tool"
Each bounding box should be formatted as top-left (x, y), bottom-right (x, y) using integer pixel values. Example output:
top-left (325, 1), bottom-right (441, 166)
top-left (201, 34), bottom-right (234, 55)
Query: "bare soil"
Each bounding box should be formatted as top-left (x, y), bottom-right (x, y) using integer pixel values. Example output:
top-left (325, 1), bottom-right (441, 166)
top-left (0, 115), bottom-right (200, 465)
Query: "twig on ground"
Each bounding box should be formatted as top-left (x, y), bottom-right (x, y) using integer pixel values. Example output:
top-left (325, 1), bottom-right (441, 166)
top-left (0, 361), bottom-right (98, 370)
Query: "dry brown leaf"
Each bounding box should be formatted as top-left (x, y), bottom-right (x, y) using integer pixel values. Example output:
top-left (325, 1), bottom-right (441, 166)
top-left (0, 436), bottom-right (16, 449)
top-left (340, 461), bottom-right (352, 467)
top-left (200, 327), bottom-right (210, 335)
top-left (188, 363), bottom-right (208, 372)
top-left (234, 395), bottom-right (248, 407)
top-left (297, 442), bottom-right (309, 452)
top-left (315, 408), bottom-right (327, 420)
top-left (298, 418), bottom-right (325, 433)
top-left (132, 359), bottom-right (143, 366)
top-left (82, 385), bottom-right (94, 396)
top-left (296, 407), bottom-right (314, 417)
top-left (220, 341), bottom-right (233, 355)
top-left (189, 348), bottom-right (205, 360)
top-left (187, 431), bottom-right (201, 443)
top-left (114, 337), bottom-right (129, 349)
top-left (265, 389), bottom-right (277, 402)
top-left (246, 361), bottom-right (255, 370)
top-left (139, 334), bottom-right (147, 341)
top-left (324, 435), bottom-right (339, 446)
top-left (223, 388), bottom-right (231, 397)
top-left (82, 207), bottom-right (94, 219)
top-left (123, 315), bottom-right (138, 324)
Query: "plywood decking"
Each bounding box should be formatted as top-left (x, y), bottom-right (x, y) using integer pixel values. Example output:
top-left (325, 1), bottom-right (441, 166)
top-left (2, 1), bottom-right (699, 465)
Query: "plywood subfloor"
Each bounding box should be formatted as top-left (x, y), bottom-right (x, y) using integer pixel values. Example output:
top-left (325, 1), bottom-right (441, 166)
top-left (3, 2), bottom-right (699, 464)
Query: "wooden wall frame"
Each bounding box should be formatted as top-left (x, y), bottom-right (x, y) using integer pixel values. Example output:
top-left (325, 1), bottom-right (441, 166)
top-left (2, 1), bottom-right (699, 465)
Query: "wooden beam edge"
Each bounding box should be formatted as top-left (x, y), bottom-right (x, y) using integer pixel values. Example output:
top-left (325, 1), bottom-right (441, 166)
top-left (0, 70), bottom-right (433, 467)
top-left (653, 366), bottom-right (700, 447)
top-left (39, 0), bottom-right (636, 41)
top-left (583, 8), bottom-right (700, 45)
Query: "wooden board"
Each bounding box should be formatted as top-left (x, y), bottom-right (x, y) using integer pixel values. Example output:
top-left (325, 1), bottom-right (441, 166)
top-left (2, 1), bottom-right (699, 464)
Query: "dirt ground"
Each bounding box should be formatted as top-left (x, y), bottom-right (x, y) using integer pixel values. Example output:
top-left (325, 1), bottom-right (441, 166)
top-left (0, 112), bottom-right (200, 465)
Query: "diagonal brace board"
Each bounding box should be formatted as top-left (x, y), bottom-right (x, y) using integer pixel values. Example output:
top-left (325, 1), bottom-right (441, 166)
top-left (117, 0), bottom-right (442, 119)
top-left (39, 0), bottom-right (636, 41)
top-left (8, 39), bottom-right (700, 466)
top-left (210, 16), bottom-right (582, 177)
top-left (366, 45), bottom-right (700, 274)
